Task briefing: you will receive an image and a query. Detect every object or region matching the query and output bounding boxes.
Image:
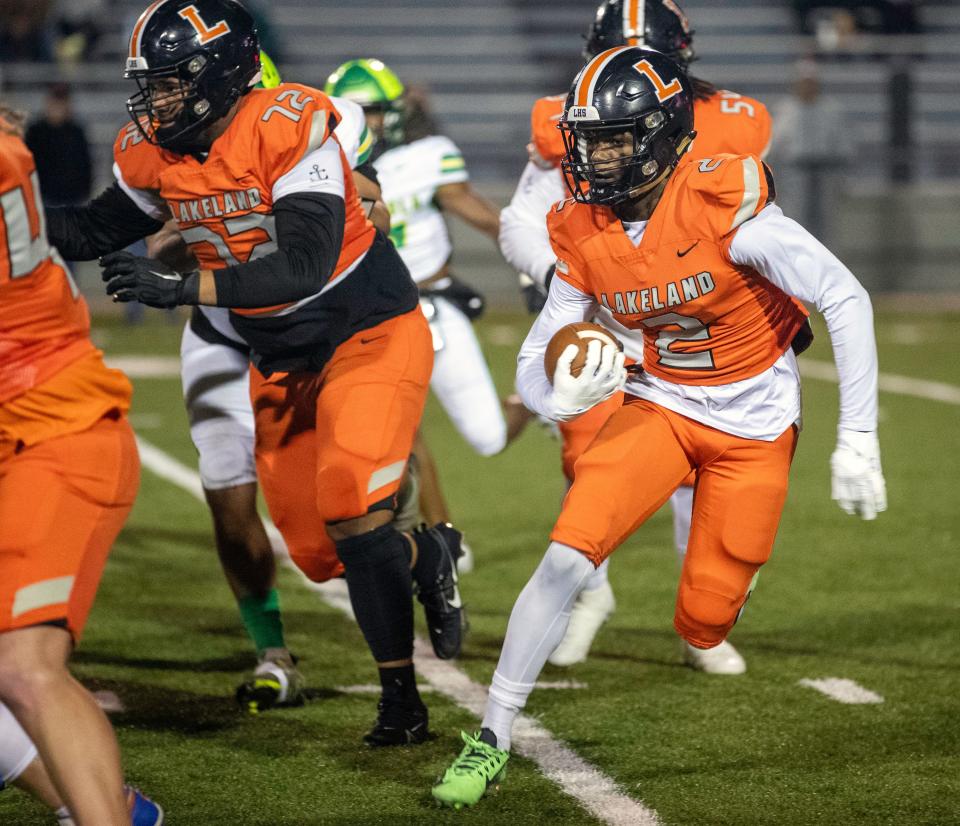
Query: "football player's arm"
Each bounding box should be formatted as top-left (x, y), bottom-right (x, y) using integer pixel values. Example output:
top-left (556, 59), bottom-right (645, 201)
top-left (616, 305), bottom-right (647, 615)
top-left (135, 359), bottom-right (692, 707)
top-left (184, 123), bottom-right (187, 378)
top-left (352, 166), bottom-right (390, 233)
top-left (146, 219), bottom-right (198, 271)
top-left (45, 182), bottom-right (166, 260)
top-left (516, 275), bottom-right (605, 421)
top-left (728, 204), bottom-right (885, 519)
top-left (499, 161), bottom-right (566, 288)
top-left (198, 191), bottom-right (345, 307)
top-left (103, 136), bottom-right (349, 309)
top-left (435, 181), bottom-right (500, 240)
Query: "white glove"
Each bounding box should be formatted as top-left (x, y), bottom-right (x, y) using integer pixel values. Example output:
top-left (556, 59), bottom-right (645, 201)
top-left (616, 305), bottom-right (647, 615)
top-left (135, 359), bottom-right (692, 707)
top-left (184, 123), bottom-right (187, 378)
top-left (550, 340), bottom-right (627, 421)
top-left (830, 428), bottom-right (887, 520)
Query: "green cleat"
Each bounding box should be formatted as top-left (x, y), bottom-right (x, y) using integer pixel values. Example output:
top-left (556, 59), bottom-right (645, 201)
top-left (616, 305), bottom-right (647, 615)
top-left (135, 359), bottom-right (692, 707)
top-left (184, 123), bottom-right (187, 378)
top-left (431, 730), bottom-right (510, 808)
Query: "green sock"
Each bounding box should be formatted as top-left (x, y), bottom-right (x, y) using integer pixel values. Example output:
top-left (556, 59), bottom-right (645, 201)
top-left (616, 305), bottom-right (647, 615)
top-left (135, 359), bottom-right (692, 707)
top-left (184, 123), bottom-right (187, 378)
top-left (238, 589), bottom-right (286, 654)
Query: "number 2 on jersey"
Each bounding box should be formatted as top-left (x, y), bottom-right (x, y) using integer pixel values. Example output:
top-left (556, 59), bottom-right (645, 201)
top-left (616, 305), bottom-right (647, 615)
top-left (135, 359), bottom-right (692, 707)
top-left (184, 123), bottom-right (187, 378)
top-left (642, 311), bottom-right (716, 370)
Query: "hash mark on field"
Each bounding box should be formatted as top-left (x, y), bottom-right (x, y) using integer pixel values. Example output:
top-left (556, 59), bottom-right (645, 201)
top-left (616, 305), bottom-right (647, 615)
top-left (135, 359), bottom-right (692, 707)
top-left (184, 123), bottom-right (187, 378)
top-left (798, 677), bottom-right (884, 704)
top-left (135, 437), bottom-right (661, 826)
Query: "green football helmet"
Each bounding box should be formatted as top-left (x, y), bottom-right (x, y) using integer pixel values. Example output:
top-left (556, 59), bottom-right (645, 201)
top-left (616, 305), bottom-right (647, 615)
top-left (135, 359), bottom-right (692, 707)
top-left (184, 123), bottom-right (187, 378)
top-left (325, 58), bottom-right (406, 147)
top-left (257, 51), bottom-right (282, 89)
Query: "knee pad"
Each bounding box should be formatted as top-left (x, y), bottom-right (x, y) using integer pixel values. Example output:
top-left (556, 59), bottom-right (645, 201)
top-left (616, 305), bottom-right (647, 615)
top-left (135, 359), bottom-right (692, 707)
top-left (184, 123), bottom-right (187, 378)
top-left (466, 419), bottom-right (508, 458)
top-left (192, 424), bottom-right (257, 490)
top-left (288, 538), bottom-right (342, 584)
top-left (674, 576), bottom-right (743, 649)
top-left (535, 542), bottom-right (597, 596)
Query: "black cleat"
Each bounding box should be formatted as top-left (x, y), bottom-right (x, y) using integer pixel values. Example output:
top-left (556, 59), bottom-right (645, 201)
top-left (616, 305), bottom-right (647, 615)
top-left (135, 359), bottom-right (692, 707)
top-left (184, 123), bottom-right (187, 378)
top-left (363, 697), bottom-right (430, 747)
top-left (412, 522), bottom-right (467, 659)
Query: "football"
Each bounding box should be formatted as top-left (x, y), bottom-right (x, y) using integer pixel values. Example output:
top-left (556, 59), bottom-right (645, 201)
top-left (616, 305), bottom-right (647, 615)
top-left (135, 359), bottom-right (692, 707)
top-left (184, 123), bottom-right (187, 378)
top-left (543, 322), bottom-right (624, 383)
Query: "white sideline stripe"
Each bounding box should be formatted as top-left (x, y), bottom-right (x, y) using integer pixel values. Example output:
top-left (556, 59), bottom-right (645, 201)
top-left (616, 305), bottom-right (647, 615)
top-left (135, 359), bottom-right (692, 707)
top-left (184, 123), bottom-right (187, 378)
top-left (335, 681), bottom-right (588, 695)
top-left (800, 360), bottom-right (960, 405)
top-left (135, 437), bottom-right (661, 826)
top-left (798, 678), bottom-right (884, 705)
top-left (105, 355), bottom-right (181, 378)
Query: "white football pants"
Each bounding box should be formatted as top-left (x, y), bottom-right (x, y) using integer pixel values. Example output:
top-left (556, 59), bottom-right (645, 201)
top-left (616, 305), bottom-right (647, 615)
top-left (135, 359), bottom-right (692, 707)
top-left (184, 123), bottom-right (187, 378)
top-left (424, 296), bottom-right (507, 457)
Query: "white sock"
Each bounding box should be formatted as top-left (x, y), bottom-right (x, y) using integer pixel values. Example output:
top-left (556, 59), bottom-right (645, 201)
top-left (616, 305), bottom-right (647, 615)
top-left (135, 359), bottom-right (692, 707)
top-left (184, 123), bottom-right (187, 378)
top-left (482, 542), bottom-right (596, 750)
top-left (56, 806), bottom-right (76, 825)
top-left (0, 701), bottom-right (37, 786)
top-left (670, 486), bottom-right (694, 561)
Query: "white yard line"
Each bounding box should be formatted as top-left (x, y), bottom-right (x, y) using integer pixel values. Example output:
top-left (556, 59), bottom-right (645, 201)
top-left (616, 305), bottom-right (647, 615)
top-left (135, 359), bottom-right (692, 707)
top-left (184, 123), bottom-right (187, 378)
top-left (134, 437), bottom-right (661, 826)
top-left (800, 360), bottom-right (960, 405)
top-left (334, 680), bottom-right (587, 695)
top-left (798, 678), bottom-right (884, 705)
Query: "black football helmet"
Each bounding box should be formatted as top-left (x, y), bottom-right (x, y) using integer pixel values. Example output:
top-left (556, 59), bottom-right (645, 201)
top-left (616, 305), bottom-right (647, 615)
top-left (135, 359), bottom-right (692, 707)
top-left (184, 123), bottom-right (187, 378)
top-left (559, 47), bottom-right (695, 206)
top-left (583, 0), bottom-right (695, 66)
top-left (125, 0), bottom-right (260, 153)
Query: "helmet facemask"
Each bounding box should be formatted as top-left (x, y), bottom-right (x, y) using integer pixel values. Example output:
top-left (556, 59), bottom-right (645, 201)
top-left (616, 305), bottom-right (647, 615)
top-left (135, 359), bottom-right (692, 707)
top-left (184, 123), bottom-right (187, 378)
top-left (560, 108), bottom-right (683, 206)
top-left (127, 49), bottom-right (256, 153)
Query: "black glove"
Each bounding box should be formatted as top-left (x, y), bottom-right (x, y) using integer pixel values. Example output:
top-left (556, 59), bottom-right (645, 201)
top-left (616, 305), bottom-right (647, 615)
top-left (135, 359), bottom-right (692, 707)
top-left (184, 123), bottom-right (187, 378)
top-left (518, 270), bottom-right (549, 314)
top-left (100, 251), bottom-right (200, 309)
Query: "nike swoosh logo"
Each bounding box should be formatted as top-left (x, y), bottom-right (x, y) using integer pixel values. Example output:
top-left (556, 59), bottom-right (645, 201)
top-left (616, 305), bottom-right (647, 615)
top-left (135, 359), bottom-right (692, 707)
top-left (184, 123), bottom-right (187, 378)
top-left (677, 241), bottom-right (699, 258)
top-left (360, 334), bottom-right (386, 345)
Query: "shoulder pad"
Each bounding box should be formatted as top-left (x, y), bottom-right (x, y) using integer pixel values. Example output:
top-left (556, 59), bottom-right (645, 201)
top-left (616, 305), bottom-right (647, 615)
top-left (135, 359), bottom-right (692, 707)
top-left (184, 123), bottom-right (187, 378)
top-left (239, 84), bottom-right (340, 181)
top-left (530, 94), bottom-right (566, 169)
top-left (676, 153), bottom-right (772, 238)
top-left (112, 121), bottom-right (172, 191)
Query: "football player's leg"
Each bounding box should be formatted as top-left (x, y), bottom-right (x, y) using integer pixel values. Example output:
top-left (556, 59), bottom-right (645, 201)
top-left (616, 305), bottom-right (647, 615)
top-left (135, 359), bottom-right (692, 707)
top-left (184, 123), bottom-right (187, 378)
top-left (182, 324), bottom-right (293, 658)
top-left (669, 479), bottom-right (746, 674)
top-left (0, 417), bottom-right (139, 825)
top-left (250, 368), bottom-right (343, 585)
top-left (316, 310), bottom-right (452, 743)
top-left (1, 704), bottom-right (74, 820)
top-left (428, 297), bottom-right (508, 457)
top-left (412, 428), bottom-right (451, 524)
top-left (490, 401), bottom-right (691, 746)
top-left (674, 425), bottom-right (798, 650)
top-left (549, 391), bottom-right (625, 666)
top-left (435, 400), bottom-right (692, 806)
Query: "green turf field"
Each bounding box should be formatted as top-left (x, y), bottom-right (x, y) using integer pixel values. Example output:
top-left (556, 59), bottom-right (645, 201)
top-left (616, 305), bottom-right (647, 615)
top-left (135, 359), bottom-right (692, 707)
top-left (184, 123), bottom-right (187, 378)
top-left (2, 309), bottom-right (958, 825)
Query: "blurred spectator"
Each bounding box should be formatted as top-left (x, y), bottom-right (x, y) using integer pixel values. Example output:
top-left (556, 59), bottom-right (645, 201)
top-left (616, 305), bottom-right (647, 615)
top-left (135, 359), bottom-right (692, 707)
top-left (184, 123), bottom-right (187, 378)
top-left (793, 1), bottom-right (920, 35)
top-left (0, 1), bottom-right (54, 62)
top-left (25, 84), bottom-right (92, 206)
top-left (768, 60), bottom-right (852, 245)
top-left (52, 0), bottom-right (108, 63)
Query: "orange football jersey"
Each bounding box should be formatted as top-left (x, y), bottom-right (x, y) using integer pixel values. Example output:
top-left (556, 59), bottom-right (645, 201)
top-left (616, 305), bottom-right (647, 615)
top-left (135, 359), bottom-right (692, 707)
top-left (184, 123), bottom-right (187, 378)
top-left (529, 94), bottom-right (567, 169)
top-left (0, 120), bottom-right (131, 445)
top-left (691, 90), bottom-right (772, 159)
top-left (113, 83), bottom-right (375, 316)
top-left (548, 154), bottom-right (807, 386)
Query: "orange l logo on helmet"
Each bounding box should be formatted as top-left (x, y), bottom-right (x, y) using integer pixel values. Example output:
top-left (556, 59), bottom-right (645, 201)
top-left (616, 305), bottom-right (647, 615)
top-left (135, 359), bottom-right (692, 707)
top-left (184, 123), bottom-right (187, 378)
top-left (178, 5), bottom-right (231, 44)
top-left (633, 59), bottom-right (683, 103)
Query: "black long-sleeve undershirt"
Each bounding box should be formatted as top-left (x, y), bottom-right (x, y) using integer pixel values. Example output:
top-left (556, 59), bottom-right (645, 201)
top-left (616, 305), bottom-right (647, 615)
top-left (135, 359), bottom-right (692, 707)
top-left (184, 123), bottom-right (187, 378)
top-left (210, 191), bottom-right (344, 309)
top-left (45, 183), bottom-right (165, 261)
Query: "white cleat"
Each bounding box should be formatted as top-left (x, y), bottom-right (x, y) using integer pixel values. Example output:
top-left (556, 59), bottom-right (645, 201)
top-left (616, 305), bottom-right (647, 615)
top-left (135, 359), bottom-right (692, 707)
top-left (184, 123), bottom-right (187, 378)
top-left (548, 582), bottom-right (616, 666)
top-left (457, 539), bottom-right (474, 574)
top-left (683, 640), bottom-right (746, 675)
